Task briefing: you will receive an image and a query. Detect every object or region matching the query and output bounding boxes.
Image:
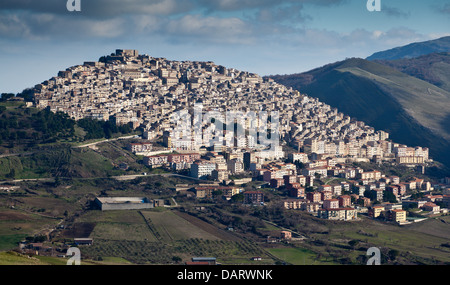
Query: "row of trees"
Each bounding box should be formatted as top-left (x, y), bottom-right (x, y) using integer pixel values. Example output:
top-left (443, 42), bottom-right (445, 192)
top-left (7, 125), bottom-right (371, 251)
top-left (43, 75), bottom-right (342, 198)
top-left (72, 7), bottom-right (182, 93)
top-left (0, 106), bottom-right (75, 145)
top-left (77, 118), bottom-right (134, 140)
top-left (0, 103), bottom-right (135, 146)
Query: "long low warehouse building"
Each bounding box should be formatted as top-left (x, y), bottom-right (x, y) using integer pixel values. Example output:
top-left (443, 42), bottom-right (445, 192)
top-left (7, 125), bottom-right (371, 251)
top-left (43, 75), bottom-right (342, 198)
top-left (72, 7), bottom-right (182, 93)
top-left (95, 197), bottom-right (155, 211)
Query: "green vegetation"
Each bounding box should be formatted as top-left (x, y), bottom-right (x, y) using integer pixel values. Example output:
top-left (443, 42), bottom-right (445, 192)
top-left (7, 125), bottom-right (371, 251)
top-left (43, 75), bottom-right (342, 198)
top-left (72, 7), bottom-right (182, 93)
top-left (0, 251), bottom-right (51, 265)
top-left (374, 52), bottom-right (450, 93)
top-left (268, 246), bottom-right (334, 265)
top-left (81, 238), bottom-right (267, 265)
top-left (77, 118), bottom-right (134, 140)
top-left (0, 101), bottom-right (136, 180)
top-left (0, 104), bottom-right (75, 147)
top-left (77, 209), bottom-right (272, 264)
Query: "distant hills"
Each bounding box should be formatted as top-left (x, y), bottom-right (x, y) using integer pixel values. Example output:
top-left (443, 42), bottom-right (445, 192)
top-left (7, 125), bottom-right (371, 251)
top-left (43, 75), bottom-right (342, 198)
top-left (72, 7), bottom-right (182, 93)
top-left (270, 37), bottom-right (450, 171)
top-left (366, 36), bottom-right (450, 60)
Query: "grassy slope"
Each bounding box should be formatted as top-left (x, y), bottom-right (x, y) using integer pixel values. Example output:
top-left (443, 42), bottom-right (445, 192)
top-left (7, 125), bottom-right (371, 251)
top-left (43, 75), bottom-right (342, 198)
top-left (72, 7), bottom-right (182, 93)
top-left (374, 53), bottom-right (450, 93)
top-left (0, 208), bottom-right (61, 251)
top-left (336, 62), bottom-right (450, 140)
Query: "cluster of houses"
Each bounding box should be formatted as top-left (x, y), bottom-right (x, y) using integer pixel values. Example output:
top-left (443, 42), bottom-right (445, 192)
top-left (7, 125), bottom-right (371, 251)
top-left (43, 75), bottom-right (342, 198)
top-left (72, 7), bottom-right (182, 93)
top-left (155, 148), bottom-right (450, 224)
top-left (277, 166), bottom-right (449, 223)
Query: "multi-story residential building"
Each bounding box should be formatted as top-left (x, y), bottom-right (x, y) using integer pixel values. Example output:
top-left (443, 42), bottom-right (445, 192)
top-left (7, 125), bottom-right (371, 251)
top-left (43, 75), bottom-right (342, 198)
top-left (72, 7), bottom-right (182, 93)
top-left (211, 169), bottom-right (229, 182)
top-left (358, 197), bottom-right (371, 207)
top-left (227, 159), bottom-right (244, 174)
top-left (368, 206), bottom-right (385, 218)
top-left (297, 175), bottom-right (307, 187)
top-left (422, 202), bottom-right (440, 213)
top-left (320, 191), bottom-right (333, 201)
top-left (338, 195), bottom-right (351, 208)
top-left (128, 142), bottom-right (153, 153)
top-left (301, 202), bottom-right (321, 213)
top-left (387, 209), bottom-right (407, 223)
top-left (284, 175), bottom-right (297, 185)
top-left (318, 208), bottom-right (357, 221)
top-left (319, 185), bottom-right (332, 192)
top-left (306, 191), bottom-right (322, 203)
top-left (370, 189), bottom-right (384, 202)
top-left (270, 179), bottom-right (284, 188)
top-left (323, 199), bottom-right (340, 209)
top-left (244, 191), bottom-right (265, 205)
top-left (143, 155), bottom-right (169, 168)
top-left (283, 199), bottom-right (306, 210)
top-left (190, 160), bottom-right (216, 179)
top-left (289, 153), bottom-right (309, 164)
top-left (168, 153), bottom-right (201, 164)
top-left (289, 187), bottom-right (305, 198)
top-left (357, 171), bottom-right (382, 181)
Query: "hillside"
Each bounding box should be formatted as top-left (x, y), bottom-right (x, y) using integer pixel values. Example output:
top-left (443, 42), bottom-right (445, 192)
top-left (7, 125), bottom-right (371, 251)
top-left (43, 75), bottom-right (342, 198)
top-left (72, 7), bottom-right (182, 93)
top-left (269, 58), bottom-right (450, 171)
top-left (0, 101), bottom-right (138, 180)
top-left (366, 36), bottom-right (450, 61)
top-left (374, 52), bottom-right (450, 93)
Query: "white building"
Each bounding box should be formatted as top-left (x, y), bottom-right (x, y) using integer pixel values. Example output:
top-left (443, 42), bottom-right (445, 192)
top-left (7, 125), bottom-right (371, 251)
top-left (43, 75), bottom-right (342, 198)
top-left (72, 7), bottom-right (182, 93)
top-left (190, 160), bottom-right (217, 179)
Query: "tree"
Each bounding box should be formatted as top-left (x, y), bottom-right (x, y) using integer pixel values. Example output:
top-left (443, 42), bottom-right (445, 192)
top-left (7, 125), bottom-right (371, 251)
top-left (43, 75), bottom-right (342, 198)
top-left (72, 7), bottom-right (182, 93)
top-left (0, 93), bottom-right (14, 101)
top-left (383, 191), bottom-right (398, 203)
top-left (305, 186), bottom-right (315, 193)
top-left (231, 193), bottom-right (244, 203)
top-left (388, 249), bottom-right (400, 261)
top-left (294, 161), bottom-right (305, 169)
top-left (172, 256), bottom-right (182, 264)
top-left (6, 168), bottom-right (16, 179)
top-left (348, 239), bottom-right (360, 248)
top-left (16, 88), bottom-right (35, 102)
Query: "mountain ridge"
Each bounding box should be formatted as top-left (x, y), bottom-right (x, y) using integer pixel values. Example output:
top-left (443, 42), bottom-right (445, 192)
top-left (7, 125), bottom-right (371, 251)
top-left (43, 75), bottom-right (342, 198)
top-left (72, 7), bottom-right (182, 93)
top-left (366, 36), bottom-right (450, 61)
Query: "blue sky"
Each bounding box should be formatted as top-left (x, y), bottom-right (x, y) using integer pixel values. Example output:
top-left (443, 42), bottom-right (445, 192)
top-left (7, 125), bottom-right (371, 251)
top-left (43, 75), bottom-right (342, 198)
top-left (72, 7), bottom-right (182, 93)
top-left (1, 0), bottom-right (449, 94)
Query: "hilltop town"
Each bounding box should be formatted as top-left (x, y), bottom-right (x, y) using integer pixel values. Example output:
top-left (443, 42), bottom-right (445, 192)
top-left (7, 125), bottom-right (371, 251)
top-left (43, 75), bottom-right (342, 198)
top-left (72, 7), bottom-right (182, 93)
top-left (30, 49), bottom-right (449, 224)
top-left (33, 49), bottom-right (430, 165)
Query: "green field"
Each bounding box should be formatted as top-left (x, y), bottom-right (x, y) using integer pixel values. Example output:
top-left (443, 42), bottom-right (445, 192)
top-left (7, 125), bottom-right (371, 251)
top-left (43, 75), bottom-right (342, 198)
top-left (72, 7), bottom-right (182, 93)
top-left (0, 251), bottom-right (99, 265)
top-left (0, 251), bottom-right (52, 265)
top-left (268, 246), bottom-right (336, 265)
top-left (0, 208), bottom-right (60, 251)
top-left (299, 215), bottom-right (450, 264)
top-left (140, 210), bottom-right (222, 241)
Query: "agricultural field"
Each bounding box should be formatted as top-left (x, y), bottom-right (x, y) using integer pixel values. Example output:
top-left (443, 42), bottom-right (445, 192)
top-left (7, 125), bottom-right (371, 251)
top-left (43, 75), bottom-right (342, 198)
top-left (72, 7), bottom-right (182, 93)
top-left (72, 208), bottom-right (275, 264)
top-left (267, 246), bottom-right (336, 265)
top-left (0, 207), bottom-right (60, 251)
